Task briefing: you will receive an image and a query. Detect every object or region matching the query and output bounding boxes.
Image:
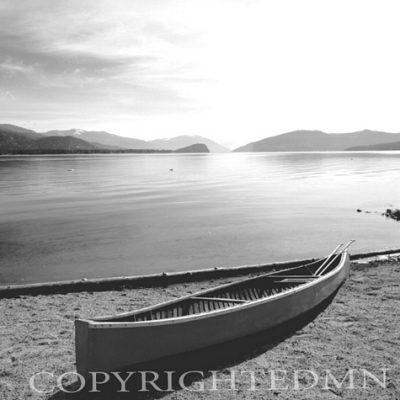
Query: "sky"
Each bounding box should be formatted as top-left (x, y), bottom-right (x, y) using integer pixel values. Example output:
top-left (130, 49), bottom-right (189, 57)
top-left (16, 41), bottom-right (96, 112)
top-left (1, 0), bottom-right (400, 148)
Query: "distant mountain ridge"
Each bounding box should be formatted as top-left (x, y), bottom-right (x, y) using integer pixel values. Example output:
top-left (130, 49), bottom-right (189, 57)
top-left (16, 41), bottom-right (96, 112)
top-left (4, 124), bottom-right (400, 154)
top-left (0, 124), bottom-right (217, 154)
top-left (234, 130), bottom-right (400, 152)
top-left (346, 141), bottom-right (400, 151)
top-left (42, 129), bottom-right (229, 152)
top-left (42, 129), bottom-right (147, 150)
top-left (0, 124), bottom-right (228, 153)
top-left (0, 124), bottom-right (44, 140)
top-left (0, 130), bottom-right (100, 152)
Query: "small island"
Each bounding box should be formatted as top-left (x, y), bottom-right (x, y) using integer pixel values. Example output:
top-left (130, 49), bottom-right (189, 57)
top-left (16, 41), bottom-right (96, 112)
top-left (175, 143), bottom-right (210, 153)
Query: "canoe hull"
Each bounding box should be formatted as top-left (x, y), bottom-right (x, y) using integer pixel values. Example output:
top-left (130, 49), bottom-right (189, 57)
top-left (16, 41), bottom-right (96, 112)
top-left (76, 252), bottom-right (350, 376)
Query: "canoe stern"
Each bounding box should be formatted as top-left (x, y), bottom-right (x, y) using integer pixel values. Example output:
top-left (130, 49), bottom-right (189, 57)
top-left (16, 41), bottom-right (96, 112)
top-left (75, 319), bottom-right (91, 377)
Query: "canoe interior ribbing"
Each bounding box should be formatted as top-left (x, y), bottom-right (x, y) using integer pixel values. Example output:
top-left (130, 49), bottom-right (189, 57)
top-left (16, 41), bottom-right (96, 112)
top-left (106, 255), bottom-right (340, 322)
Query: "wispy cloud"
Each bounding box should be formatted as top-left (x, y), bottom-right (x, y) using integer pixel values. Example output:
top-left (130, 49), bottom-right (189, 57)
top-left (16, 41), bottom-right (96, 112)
top-left (0, 0), bottom-right (201, 129)
top-left (0, 60), bottom-right (34, 74)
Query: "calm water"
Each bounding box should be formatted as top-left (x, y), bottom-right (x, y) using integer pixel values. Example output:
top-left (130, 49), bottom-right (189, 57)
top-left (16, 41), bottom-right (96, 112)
top-left (0, 152), bottom-right (399, 284)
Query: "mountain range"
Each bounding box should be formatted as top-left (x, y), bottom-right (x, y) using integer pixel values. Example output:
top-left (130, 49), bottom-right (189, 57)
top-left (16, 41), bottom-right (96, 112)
top-left (41, 129), bottom-right (228, 152)
top-left (3, 124), bottom-right (400, 154)
top-left (0, 124), bottom-right (228, 153)
top-left (234, 130), bottom-right (400, 152)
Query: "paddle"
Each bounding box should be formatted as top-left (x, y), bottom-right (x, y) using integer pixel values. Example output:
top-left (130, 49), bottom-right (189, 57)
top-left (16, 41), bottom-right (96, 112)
top-left (316, 240), bottom-right (355, 276)
top-left (314, 243), bottom-right (344, 276)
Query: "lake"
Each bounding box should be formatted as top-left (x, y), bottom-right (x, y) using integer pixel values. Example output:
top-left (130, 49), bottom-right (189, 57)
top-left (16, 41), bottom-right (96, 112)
top-left (0, 152), bottom-right (399, 284)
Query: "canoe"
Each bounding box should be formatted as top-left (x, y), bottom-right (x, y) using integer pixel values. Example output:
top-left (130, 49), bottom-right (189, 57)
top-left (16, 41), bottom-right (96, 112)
top-left (75, 244), bottom-right (352, 376)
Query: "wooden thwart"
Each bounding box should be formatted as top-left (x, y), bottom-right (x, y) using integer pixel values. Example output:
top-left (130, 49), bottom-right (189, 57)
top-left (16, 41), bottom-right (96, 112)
top-left (192, 296), bottom-right (247, 304)
top-left (271, 275), bottom-right (318, 279)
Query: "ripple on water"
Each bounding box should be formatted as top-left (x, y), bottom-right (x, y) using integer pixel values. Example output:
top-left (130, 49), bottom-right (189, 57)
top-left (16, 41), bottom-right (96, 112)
top-left (1, 152), bottom-right (400, 284)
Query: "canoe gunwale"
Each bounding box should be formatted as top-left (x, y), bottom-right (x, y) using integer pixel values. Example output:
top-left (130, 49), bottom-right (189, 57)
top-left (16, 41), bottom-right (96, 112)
top-left (79, 252), bottom-right (348, 329)
top-left (87, 257), bottom-right (323, 323)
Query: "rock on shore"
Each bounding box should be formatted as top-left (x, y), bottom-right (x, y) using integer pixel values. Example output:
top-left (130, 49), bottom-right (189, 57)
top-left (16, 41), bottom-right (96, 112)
top-left (385, 208), bottom-right (400, 221)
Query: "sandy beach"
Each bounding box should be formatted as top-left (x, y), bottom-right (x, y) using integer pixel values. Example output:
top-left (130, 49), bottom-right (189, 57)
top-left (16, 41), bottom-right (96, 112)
top-left (1, 257), bottom-right (399, 399)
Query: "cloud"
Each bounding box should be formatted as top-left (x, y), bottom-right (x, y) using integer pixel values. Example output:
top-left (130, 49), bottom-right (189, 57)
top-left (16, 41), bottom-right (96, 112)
top-left (141, 21), bottom-right (196, 46)
top-left (0, 0), bottom-right (200, 120)
top-left (0, 60), bottom-right (34, 75)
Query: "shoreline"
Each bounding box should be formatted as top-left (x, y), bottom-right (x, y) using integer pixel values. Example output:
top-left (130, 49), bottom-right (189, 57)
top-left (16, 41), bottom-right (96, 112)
top-left (1, 247), bottom-right (400, 298)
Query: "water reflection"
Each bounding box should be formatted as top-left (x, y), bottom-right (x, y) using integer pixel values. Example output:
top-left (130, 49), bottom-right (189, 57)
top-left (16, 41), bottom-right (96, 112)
top-left (0, 152), bottom-right (399, 284)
